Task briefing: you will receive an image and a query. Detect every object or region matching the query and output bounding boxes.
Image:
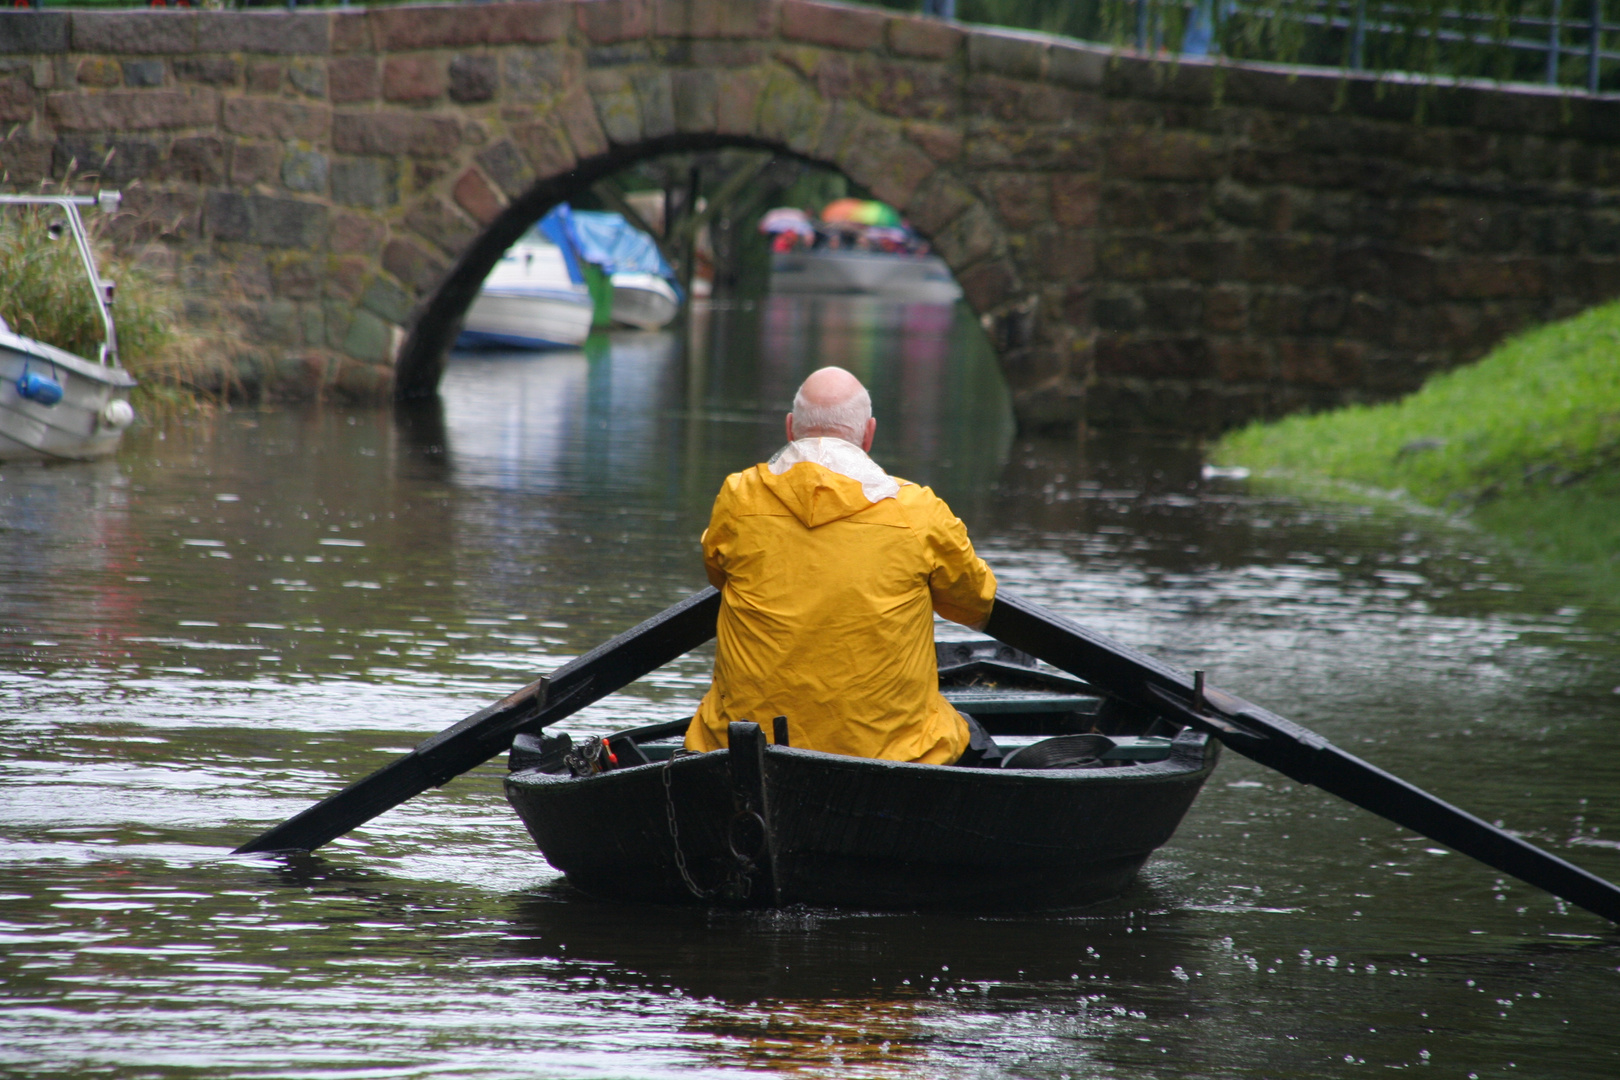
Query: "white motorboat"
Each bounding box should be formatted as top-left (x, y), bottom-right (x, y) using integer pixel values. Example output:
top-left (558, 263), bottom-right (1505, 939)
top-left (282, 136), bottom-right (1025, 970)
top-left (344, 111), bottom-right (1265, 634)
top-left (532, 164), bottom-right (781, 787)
top-left (770, 249), bottom-right (962, 304)
top-left (458, 238), bottom-right (594, 351)
top-left (0, 192), bottom-right (137, 462)
top-left (609, 272), bottom-right (680, 330)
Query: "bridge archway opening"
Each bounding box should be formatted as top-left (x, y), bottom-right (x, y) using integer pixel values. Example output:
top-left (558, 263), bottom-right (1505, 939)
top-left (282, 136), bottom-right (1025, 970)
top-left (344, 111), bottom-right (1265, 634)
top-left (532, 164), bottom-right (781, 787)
top-left (393, 134), bottom-right (988, 400)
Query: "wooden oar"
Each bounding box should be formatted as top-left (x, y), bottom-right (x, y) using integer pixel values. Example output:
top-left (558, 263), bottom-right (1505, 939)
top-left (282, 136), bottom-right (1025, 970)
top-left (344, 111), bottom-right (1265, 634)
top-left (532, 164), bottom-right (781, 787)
top-left (234, 588), bottom-right (721, 854)
top-left (985, 590), bottom-right (1620, 924)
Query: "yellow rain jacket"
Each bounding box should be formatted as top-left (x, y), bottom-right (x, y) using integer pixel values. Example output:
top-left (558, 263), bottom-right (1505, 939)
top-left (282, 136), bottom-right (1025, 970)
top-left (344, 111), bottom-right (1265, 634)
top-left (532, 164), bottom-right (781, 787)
top-left (685, 437), bottom-right (996, 764)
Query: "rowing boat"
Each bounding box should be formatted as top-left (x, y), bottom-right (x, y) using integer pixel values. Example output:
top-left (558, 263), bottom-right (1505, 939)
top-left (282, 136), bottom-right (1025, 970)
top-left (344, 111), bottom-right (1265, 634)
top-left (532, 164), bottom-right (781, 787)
top-left (503, 638), bottom-right (1219, 911)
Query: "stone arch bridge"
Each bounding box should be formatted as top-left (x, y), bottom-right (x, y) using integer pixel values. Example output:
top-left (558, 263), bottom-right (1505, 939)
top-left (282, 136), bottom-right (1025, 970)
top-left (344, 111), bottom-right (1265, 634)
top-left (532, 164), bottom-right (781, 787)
top-left (7, 0), bottom-right (1620, 434)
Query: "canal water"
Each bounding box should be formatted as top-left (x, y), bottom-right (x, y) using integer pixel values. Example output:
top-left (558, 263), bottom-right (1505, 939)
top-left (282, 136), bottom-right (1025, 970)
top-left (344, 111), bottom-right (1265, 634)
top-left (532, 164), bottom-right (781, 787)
top-left (1, 295), bottom-right (1617, 1078)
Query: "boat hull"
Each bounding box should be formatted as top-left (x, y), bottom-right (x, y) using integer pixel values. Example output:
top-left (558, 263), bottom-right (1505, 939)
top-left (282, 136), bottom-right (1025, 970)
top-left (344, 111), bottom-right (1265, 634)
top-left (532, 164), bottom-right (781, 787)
top-left (0, 333), bottom-right (136, 462)
top-left (610, 272), bottom-right (680, 330)
top-left (505, 727), bottom-right (1217, 911)
top-left (457, 289), bottom-right (594, 350)
top-left (770, 250), bottom-right (963, 303)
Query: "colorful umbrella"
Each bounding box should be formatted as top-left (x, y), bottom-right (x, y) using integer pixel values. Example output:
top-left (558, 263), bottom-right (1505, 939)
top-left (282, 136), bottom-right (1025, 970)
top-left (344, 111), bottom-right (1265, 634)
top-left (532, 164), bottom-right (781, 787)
top-left (759, 207), bottom-right (815, 237)
top-left (819, 198), bottom-right (902, 228)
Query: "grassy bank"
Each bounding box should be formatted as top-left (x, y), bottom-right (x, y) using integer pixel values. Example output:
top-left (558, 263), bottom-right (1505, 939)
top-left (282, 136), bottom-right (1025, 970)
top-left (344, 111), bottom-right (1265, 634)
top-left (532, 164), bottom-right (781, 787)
top-left (1213, 300), bottom-right (1620, 584)
top-left (0, 203), bottom-right (226, 415)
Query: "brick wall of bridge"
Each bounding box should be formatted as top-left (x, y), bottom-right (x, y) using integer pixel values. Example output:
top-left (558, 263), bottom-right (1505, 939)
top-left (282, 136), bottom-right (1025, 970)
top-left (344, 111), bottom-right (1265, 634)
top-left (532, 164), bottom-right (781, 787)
top-left (6, 1), bottom-right (1620, 434)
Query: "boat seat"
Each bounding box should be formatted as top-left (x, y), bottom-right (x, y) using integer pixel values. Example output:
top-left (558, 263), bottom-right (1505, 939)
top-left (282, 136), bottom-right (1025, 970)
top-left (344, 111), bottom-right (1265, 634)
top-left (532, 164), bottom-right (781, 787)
top-left (1001, 734), bottom-right (1115, 770)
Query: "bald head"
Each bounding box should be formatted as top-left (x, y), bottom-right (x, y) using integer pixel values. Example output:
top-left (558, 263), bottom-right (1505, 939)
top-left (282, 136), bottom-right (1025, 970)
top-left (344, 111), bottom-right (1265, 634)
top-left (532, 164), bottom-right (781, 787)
top-left (787, 366), bottom-right (876, 451)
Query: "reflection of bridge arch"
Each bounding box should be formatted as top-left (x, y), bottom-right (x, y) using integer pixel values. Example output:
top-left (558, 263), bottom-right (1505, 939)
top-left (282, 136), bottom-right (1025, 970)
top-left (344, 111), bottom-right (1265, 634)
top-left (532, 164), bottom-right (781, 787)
top-left (10, 1), bottom-right (1620, 433)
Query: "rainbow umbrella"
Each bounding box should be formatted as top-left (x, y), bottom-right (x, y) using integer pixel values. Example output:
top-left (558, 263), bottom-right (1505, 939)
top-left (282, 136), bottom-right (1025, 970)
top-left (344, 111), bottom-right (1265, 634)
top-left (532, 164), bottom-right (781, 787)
top-left (820, 198), bottom-right (902, 228)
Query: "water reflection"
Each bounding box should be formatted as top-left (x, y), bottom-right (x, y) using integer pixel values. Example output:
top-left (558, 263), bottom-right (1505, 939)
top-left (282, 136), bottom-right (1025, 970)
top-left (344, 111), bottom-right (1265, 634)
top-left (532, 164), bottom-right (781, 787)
top-left (1, 295), bottom-right (1618, 1078)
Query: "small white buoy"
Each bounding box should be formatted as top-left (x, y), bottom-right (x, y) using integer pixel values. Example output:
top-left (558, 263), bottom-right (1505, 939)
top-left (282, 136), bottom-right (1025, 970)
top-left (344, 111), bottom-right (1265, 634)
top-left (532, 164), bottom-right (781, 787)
top-left (100, 399), bottom-right (135, 429)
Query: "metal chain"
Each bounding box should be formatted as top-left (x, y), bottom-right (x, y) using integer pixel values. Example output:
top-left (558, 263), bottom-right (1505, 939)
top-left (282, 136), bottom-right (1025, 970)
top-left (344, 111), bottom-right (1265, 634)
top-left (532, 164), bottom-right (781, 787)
top-left (662, 753), bottom-right (714, 900)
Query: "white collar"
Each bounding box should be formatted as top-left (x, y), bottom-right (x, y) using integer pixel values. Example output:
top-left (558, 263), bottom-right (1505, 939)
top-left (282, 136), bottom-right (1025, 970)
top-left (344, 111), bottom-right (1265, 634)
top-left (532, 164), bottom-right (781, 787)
top-left (767, 438), bottom-right (900, 503)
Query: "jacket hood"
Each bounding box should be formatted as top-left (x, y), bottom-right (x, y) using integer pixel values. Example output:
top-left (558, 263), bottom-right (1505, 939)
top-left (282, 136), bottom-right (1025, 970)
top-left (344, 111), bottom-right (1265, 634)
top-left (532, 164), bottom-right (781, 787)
top-left (759, 438), bottom-right (900, 528)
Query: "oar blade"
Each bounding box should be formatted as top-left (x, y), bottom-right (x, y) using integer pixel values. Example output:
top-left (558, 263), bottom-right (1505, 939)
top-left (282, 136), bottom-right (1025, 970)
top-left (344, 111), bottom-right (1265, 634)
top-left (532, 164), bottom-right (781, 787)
top-left (986, 590), bottom-right (1620, 924)
top-left (235, 588), bottom-right (721, 855)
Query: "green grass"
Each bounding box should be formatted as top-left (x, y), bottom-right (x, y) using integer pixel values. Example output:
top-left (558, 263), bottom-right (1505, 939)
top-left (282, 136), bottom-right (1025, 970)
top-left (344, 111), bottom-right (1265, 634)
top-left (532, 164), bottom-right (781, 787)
top-left (0, 204), bottom-right (228, 415)
top-left (1213, 299), bottom-right (1620, 585)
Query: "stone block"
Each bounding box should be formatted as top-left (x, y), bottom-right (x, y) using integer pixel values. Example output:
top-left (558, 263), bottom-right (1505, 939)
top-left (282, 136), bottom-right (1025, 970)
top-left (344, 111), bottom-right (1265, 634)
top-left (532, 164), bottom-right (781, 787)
top-left (324, 256), bottom-right (370, 300)
top-left (1103, 181), bottom-right (1208, 232)
top-left (1109, 129), bottom-right (1222, 182)
top-left (932, 201), bottom-right (999, 268)
top-left (895, 121), bottom-right (956, 165)
top-left (756, 67), bottom-right (828, 155)
top-left (886, 15), bottom-right (961, 60)
top-left (330, 157), bottom-right (399, 208)
top-left (1209, 339), bottom-right (1270, 382)
top-left (453, 167), bottom-right (504, 224)
top-left (1142, 284), bottom-right (1203, 331)
top-left (578, 0), bottom-right (650, 45)
top-left (288, 59), bottom-right (326, 99)
top-left (382, 236), bottom-right (447, 292)
top-left (224, 97), bottom-right (329, 141)
top-left (71, 12), bottom-right (194, 55)
top-left (0, 12), bottom-right (70, 53)
top-left (1248, 289), bottom-right (1307, 334)
top-left (332, 359), bottom-right (395, 401)
top-left (976, 171), bottom-right (1048, 231)
top-left (503, 46), bottom-right (581, 102)
top-left (1435, 255), bottom-right (1545, 300)
top-left (231, 140), bottom-right (281, 186)
top-left (1047, 42), bottom-right (1107, 89)
top-left (0, 132), bottom-right (52, 182)
top-left (851, 56), bottom-right (960, 122)
top-left (1091, 289), bottom-right (1143, 331)
top-left (1050, 174), bottom-right (1099, 228)
top-left (329, 56), bottom-right (378, 103)
top-left (330, 210), bottom-right (387, 254)
top-left (558, 86), bottom-right (610, 157)
top-left (655, 0), bottom-right (778, 38)
top-left (1277, 339), bottom-right (1365, 389)
top-left (1094, 335), bottom-right (1212, 379)
top-left (373, 2), bottom-right (568, 50)
top-left (246, 62), bottom-right (282, 94)
top-left (360, 274), bottom-right (412, 324)
top-left (449, 54), bottom-right (497, 103)
top-left (281, 148), bottom-right (328, 194)
top-left (270, 251), bottom-right (323, 299)
top-left (173, 57), bottom-right (238, 86)
top-left (966, 73), bottom-right (1086, 125)
top-left (1011, 378), bottom-right (1084, 433)
top-left (476, 138), bottom-right (536, 198)
top-left (1031, 227), bottom-right (1094, 282)
top-left (714, 68), bottom-right (764, 136)
top-left (672, 69), bottom-right (718, 132)
top-left (110, 186), bottom-right (201, 243)
top-left (633, 69), bottom-right (676, 139)
top-left (53, 135), bottom-right (162, 184)
top-left (844, 118), bottom-right (933, 208)
top-left (75, 58), bottom-right (121, 89)
top-left (195, 12), bottom-right (329, 55)
top-left (967, 29), bottom-right (1046, 81)
top-left (780, 0), bottom-right (884, 50)
top-left (513, 115), bottom-right (578, 176)
top-left (166, 135), bottom-right (226, 185)
top-left (384, 55), bottom-right (447, 103)
top-left (957, 257), bottom-right (1020, 313)
top-left (1203, 285), bottom-right (1246, 333)
top-left (48, 88), bottom-right (217, 131)
top-left (587, 68), bottom-right (642, 144)
top-left (332, 111), bottom-right (462, 157)
top-left (332, 9), bottom-right (371, 53)
top-left (123, 60), bottom-right (165, 88)
top-left (0, 72), bottom-right (31, 122)
top-left (341, 309), bottom-right (392, 363)
top-left (964, 125), bottom-right (1098, 171)
top-left (903, 172), bottom-right (975, 237)
top-left (1242, 236), bottom-right (1335, 287)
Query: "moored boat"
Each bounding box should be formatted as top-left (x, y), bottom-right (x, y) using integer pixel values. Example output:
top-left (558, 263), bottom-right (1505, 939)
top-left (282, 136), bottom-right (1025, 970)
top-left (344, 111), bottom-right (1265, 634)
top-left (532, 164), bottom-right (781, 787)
top-left (457, 236), bottom-right (595, 351)
top-left (0, 192), bottom-right (137, 462)
top-left (769, 248), bottom-right (963, 303)
top-left (503, 638), bottom-right (1218, 911)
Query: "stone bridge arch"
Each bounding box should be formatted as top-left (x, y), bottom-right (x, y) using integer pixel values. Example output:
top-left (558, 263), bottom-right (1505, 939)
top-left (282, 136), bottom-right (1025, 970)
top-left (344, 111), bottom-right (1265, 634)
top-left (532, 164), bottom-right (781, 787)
top-left (8, 0), bottom-right (1620, 434)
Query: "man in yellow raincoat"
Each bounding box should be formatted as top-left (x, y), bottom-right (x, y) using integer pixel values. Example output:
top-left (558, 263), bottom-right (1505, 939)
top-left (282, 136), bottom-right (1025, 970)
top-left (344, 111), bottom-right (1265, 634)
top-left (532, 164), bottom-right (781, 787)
top-left (684, 366), bottom-right (998, 765)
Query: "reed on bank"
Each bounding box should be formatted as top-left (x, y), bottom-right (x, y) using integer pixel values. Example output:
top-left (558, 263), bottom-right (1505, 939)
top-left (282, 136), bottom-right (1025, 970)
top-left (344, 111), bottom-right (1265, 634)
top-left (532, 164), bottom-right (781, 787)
top-left (0, 201), bottom-right (229, 415)
top-left (1213, 299), bottom-right (1620, 583)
